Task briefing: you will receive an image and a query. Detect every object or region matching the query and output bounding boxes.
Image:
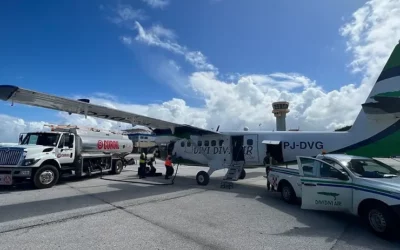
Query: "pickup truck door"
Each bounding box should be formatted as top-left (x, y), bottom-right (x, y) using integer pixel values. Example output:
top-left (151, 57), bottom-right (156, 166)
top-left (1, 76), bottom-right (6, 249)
top-left (297, 156), bottom-right (352, 212)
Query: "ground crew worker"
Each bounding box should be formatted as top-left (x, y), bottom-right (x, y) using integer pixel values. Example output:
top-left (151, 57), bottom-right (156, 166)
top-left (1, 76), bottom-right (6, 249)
top-left (164, 155), bottom-right (174, 179)
top-left (139, 151), bottom-right (147, 178)
top-left (264, 152), bottom-right (273, 191)
top-left (147, 155), bottom-right (157, 175)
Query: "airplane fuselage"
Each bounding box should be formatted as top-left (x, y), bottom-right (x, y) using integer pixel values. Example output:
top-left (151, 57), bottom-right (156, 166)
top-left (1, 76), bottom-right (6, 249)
top-left (171, 130), bottom-right (352, 167)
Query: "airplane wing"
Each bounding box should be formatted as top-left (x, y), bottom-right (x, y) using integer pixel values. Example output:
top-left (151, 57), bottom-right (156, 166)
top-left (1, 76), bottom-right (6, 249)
top-left (0, 85), bottom-right (219, 137)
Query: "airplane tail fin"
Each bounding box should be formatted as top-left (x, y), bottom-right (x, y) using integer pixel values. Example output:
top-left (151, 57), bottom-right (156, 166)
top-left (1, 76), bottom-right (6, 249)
top-left (346, 41), bottom-right (400, 156)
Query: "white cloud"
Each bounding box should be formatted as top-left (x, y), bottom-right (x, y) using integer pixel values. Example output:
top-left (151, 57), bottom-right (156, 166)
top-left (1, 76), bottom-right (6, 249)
top-left (141, 0), bottom-right (170, 9)
top-left (340, 0), bottom-right (400, 79)
top-left (1, 0), bottom-right (400, 142)
top-left (108, 4), bottom-right (147, 25)
top-left (0, 114), bottom-right (48, 142)
top-left (150, 24), bottom-right (177, 40)
top-left (132, 21), bottom-right (218, 73)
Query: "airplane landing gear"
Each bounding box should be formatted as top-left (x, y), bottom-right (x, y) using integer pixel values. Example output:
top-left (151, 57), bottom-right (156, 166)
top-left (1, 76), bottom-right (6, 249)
top-left (239, 169), bottom-right (246, 179)
top-left (196, 171), bottom-right (209, 186)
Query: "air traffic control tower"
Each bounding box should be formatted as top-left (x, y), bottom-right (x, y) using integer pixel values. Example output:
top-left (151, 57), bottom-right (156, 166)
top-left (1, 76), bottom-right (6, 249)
top-left (272, 101), bottom-right (290, 131)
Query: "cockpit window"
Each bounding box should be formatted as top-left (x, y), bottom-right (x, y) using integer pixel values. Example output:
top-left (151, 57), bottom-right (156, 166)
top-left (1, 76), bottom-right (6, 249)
top-left (21, 133), bottom-right (60, 147)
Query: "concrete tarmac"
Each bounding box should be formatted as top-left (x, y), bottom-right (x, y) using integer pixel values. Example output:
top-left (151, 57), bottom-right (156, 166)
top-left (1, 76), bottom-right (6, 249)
top-left (0, 158), bottom-right (400, 250)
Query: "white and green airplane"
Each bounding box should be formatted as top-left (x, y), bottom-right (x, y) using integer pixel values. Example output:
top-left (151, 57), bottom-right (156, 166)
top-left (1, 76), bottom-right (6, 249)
top-left (1, 41), bottom-right (400, 186)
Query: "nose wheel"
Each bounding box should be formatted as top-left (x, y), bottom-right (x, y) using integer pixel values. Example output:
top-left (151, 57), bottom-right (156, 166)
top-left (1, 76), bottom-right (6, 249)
top-left (196, 171), bottom-right (210, 186)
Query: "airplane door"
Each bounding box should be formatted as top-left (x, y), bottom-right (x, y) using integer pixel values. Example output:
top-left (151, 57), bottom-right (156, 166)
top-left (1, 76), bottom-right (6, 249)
top-left (184, 140), bottom-right (193, 153)
top-left (231, 136), bottom-right (244, 161)
top-left (243, 134), bottom-right (258, 164)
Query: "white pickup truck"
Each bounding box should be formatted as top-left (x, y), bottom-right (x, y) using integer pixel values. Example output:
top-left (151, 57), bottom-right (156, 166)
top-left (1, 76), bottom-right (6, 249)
top-left (267, 153), bottom-right (400, 238)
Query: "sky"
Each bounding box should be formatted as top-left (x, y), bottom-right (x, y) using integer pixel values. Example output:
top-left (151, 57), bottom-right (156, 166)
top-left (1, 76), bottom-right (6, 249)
top-left (1, 0), bottom-right (400, 142)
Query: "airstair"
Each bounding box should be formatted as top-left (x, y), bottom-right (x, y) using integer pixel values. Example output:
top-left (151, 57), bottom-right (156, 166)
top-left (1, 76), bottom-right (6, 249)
top-left (220, 160), bottom-right (245, 189)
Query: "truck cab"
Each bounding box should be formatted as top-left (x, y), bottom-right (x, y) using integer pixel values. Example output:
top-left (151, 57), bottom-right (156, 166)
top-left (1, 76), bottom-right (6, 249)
top-left (20, 131), bottom-right (75, 166)
top-left (0, 131), bottom-right (73, 188)
top-left (269, 153), bottom-right (400, 238)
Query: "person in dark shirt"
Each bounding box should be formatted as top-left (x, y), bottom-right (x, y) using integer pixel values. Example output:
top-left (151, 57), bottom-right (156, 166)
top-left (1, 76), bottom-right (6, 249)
top-left (264, 152), bottom-right (272, 191)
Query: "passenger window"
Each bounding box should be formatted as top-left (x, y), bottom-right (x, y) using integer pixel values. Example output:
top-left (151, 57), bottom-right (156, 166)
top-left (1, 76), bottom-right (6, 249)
top-left (64, 133), bottom-right (70, 145)
top-left (211, 140), bottom-right (216, 146)
top-left (319, 162), bottom-right (344, 179)
top-left (205, 140), bottom-right (209, 146)
top-left (247, 139), bottom-right (253, 145)
top-left (198, 141), bottom-right (202, 146)
top-left (219, 140), bottom-right (224, 146)
top-left (298, 158), bottom-right (317, 177)
top-left (187, 141), bottom-right (191, 147)
top-left (180, 141), bottom-right (185, 147)
top-left (28, 135), bottom-right (38, 145)
top-left (58, 135), bottom-right (66, 148)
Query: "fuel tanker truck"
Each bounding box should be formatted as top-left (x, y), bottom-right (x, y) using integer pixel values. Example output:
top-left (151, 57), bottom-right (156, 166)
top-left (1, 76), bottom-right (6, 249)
top-left (0, 124), bottom-right (134, 189)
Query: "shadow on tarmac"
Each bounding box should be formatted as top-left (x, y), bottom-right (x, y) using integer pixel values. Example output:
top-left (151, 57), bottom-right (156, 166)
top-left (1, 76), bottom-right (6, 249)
top-left (1, 166), bottom-right (400, 249)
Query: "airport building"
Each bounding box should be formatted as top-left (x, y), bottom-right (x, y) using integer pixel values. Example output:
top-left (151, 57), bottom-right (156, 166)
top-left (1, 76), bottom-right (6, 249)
top-left (123, 128), bottom-right (157, 153)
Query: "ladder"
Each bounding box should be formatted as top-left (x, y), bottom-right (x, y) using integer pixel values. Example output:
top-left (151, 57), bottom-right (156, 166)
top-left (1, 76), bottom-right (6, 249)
top-left (44, 124), bottom-right (124, 135)
top-left (220, 161), bottom-right (245, 189)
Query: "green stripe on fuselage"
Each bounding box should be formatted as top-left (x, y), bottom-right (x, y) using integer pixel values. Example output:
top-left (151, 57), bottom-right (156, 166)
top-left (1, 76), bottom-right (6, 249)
top-left (373, 90), bottom-right (400, 98)
top-left (344, 130), bottom-right (400, 157)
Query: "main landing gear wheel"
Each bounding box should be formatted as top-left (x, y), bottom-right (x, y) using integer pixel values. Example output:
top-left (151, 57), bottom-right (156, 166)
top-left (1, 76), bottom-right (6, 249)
top-left (239, 169), bottom-right (246, 179)
top-left (196, 171), bottom-right (210, 186)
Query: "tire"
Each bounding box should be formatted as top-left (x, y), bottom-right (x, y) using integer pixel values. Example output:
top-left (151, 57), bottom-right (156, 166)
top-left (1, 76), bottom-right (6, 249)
top-left (239, 169), bottom-right (246, 179)
top-left (111, 160), bottom-right (123, 175)
top-left (196, 171), bottom-right (210, 186)
top-left (33, 165), bottom-right (59, 189)
top-left (363, 203), bottom-right (397, 238)
top-left (280, 182), bottom-right (296, 204)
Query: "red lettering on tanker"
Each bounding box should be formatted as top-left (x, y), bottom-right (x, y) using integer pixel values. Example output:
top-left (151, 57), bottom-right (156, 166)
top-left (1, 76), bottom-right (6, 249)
top-left (97, 140), bottom-right (119, 150)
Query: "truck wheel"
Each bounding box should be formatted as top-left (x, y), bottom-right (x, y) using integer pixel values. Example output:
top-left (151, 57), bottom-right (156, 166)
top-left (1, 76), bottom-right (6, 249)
top-left (364, 203), bottom-right (396, 238)
top-left (281, 182), bottom-right (296, 204)
top-left (111, 160), bottom-right (123, 175)
top-left (196, 171), bottom-right (209, 186)
top-left (239, 169), bottom-right (246, 179)
top-left (33, 165), bottom-right (59, 189)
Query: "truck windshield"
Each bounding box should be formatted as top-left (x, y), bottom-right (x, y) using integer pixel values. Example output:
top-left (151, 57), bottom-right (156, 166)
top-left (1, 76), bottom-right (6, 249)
top-left (345, 159), bottom-right (399, 178)
top-left (21, 133), bottom-right (60, 147)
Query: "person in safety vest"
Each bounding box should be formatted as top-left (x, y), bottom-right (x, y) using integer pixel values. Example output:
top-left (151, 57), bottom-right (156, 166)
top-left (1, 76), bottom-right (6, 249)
top-left (164, 155), bottom-right (174, 179)
top-left (139, 151), bottom-right (147, 178)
